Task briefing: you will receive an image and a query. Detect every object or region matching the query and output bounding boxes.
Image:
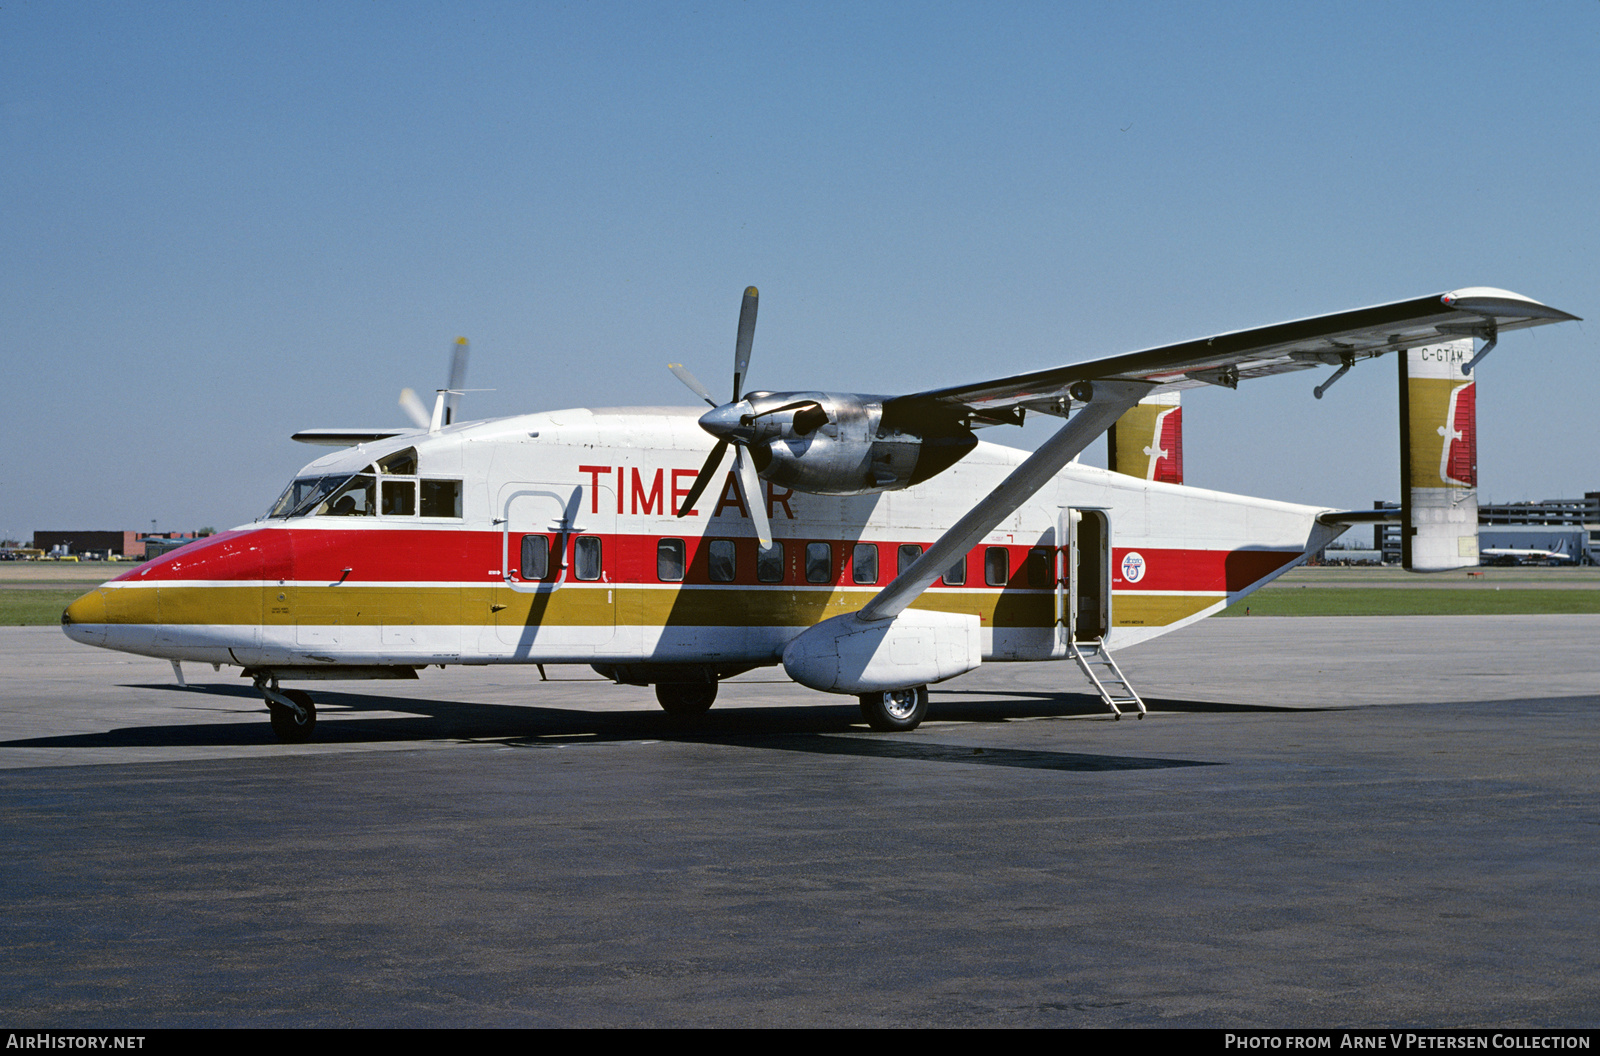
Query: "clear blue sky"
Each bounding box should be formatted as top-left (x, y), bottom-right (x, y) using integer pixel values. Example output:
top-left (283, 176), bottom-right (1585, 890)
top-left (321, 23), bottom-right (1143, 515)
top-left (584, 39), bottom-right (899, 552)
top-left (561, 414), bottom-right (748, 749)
top-left (3, 1), bottom-right (1594, 541)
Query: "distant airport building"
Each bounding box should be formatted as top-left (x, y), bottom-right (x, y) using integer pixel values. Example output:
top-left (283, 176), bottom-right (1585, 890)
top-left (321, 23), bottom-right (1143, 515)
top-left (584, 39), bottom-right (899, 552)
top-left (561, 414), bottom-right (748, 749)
top-left (1375, 492), bottom-right (1599, 564)
top-left (31, 530), bottom-right (210, 560)
top-left (32, 530), bottom-right (146, 559)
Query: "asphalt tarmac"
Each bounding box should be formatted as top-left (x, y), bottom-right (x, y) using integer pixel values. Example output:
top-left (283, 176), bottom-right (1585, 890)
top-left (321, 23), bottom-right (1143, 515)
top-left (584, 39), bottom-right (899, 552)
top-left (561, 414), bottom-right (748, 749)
top-left (2, 617), bottom-right (1598, 1027)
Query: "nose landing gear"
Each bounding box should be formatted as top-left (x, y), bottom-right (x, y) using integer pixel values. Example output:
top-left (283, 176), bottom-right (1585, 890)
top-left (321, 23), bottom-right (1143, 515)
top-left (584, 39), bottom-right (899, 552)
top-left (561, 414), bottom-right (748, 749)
top-left (255, 675), bottom-right (318, 743)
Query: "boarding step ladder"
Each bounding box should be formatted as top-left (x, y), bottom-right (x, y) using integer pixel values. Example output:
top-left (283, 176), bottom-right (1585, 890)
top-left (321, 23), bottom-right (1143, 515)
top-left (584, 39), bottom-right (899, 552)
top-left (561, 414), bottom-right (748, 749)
top-left (1069, 638), bottom-right (1146, 720)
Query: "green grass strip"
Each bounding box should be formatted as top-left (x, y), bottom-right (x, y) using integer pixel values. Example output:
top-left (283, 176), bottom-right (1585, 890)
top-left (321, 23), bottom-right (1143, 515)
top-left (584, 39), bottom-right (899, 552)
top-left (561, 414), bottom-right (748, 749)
top-left (1217, 588), bottom-right (1600, 617)
top-left (0, 589), bottom-right (87, 626)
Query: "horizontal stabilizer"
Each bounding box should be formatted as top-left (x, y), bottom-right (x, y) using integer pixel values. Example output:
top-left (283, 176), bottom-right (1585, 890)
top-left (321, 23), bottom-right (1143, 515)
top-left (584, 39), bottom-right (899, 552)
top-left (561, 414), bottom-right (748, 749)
top-left (1316, 509), bottom-right (1401, 526)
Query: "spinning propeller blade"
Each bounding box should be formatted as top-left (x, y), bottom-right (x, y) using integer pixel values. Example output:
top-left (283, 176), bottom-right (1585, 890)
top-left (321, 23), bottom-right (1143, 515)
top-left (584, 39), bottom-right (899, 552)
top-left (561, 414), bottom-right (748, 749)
top-left (400, 338), bottom-right (471, 430)
top-left (669, 363), bottom-right (719, 407)
top-left (444, 337), bottom-right (469, 425)
top-left (399, 388), bottom-right (432, 430)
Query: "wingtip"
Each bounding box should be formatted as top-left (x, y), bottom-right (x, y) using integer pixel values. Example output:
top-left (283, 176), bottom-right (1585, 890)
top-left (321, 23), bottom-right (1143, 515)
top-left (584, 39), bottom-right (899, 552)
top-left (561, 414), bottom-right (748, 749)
top-left (1442, 288), bottom-right (1581, 323)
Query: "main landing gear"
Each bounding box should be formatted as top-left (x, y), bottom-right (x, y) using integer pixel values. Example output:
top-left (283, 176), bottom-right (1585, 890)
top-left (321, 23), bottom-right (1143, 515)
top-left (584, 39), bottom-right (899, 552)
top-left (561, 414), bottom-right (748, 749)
top-left (655, 681), bottom-right (718, 717)
top-left (858, 685), bottom-right (928, 732)
top-left (255, 675), bottom-right (318, 743)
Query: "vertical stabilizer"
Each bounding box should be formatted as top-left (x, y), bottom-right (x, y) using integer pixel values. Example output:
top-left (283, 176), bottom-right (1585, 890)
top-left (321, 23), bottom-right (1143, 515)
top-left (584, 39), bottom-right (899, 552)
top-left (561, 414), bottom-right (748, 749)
top-left (1400, 340), bottom-right (1478, 571)
top-left (1107, 392), bottom-right (1183, 484)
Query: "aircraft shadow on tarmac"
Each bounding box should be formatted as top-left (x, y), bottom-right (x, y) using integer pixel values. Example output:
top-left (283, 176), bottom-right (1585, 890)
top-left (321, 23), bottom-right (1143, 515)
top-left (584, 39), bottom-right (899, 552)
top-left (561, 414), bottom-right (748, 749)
top-left (0, 682), bottom-right (1287, 771)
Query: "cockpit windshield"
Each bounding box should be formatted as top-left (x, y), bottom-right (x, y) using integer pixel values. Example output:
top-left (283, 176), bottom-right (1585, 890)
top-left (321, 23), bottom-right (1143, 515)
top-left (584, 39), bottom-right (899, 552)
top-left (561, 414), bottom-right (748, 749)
top-left (266, 469), bottom-right (377, 519)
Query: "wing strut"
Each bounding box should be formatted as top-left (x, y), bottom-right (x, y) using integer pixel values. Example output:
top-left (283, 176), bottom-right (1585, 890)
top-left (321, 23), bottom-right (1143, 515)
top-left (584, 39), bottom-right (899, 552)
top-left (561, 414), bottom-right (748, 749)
top-left (858, 379), bottom-right (1154, 623)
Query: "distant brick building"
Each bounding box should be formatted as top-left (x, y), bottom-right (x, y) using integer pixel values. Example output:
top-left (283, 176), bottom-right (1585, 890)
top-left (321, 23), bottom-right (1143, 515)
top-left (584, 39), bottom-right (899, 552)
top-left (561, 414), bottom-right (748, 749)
top-left (32, 531), bottom-right (145, 558)
top-left (30, 530), bottom-right (208, 560)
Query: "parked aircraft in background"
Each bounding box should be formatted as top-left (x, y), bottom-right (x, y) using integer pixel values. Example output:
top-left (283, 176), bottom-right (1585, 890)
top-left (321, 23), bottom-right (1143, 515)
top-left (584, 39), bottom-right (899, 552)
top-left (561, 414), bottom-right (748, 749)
top-left (1481, 540), bottom-right (1578, 565)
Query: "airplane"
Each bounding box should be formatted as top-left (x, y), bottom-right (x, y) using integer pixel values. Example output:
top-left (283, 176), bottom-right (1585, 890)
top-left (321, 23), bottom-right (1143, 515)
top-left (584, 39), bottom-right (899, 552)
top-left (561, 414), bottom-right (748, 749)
top-left (1480, 540), bottom-right (1578, 565)
top-left (61, 286), bottom-right (1579, 741)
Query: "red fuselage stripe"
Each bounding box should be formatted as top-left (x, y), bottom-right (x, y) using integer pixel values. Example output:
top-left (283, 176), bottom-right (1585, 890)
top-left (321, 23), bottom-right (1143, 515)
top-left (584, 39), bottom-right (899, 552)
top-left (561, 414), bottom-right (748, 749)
top-left (115, 528), bottom-right (1301, 595)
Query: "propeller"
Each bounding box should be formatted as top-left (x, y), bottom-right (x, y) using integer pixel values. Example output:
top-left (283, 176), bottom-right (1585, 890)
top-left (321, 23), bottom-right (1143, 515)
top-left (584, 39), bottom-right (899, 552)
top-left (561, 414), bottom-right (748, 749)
top-left (669, 287), bottom-right (773, 548)
top-left (400, 337), bottom-right (471, 432)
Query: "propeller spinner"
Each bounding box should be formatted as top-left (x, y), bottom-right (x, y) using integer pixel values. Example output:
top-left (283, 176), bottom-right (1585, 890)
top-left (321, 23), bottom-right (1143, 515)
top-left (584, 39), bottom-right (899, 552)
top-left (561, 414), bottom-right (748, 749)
top-left (669, 287), bottom-right (774, 548)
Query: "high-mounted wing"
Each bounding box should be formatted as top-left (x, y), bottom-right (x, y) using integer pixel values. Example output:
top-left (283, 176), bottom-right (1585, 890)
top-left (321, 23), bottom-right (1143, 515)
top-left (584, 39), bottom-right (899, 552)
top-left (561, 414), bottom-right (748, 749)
top-left (290, 428), bottom-right (414, 447)
top-left (884, 288), bottom-right (1578, 429)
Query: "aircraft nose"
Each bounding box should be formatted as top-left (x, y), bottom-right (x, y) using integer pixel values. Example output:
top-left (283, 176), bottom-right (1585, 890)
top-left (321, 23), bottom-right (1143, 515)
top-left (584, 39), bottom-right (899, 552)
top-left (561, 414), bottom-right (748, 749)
top-left (61, 585), bottom-right (162, 650)
top-left (61, 588), bottom-right (108, 645)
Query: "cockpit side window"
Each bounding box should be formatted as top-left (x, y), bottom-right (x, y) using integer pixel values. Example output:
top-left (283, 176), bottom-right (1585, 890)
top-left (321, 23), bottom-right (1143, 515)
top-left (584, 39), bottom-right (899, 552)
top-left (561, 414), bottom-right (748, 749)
top-left (267, 452), bottom-right (461, 521)
top-left (381, 480), bottom-right (416, 516)
top-left (420, 480), bottom-right (462, 518)
top-left (314, 474), bottom-right (376, 517)
top-left (378, 448), bottom-right (418, 475)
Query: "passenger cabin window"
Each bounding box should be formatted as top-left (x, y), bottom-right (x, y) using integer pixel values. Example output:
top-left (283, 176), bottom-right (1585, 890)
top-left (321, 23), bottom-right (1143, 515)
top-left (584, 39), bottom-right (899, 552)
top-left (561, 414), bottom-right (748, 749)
top-left (573, 536), bottom-right (602, 581)
top-left (943, 554), bottom-right (967, 586)
top-left (805, 542), bottom-right (832, 584)
top-left (984, 547), bottom-right (1009, 586)
top-left (898, 544), bottom-right (922, 578)
top-left (757, 543), bottom-right (784, 584)
top-left (1027, 548), bottom-right (1053, 588)
top-left (657, 539), bottom-right (686, 582)
top-left (852, 543), bottom-right (878, 585)
top-left (708, 540), bottom-right (737, 583)
top-left (520, 535), bottom-right (550, 580)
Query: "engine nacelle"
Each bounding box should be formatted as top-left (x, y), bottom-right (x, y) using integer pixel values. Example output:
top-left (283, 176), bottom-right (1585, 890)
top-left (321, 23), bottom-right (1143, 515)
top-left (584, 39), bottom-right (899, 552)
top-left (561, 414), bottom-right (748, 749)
top-left (743, 391), bottom-right (976, 496)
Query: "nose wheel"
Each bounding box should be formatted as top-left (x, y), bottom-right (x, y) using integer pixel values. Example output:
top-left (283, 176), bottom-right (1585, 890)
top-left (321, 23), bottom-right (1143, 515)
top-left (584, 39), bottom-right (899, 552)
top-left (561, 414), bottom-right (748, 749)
top-left (255, 676), bottom-right (318, 743)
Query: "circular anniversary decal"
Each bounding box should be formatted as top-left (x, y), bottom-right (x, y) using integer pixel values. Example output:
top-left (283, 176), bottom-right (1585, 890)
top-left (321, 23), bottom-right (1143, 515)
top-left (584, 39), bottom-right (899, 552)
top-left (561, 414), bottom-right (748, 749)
top-left (1120, 551), bottom-right (1146, 583)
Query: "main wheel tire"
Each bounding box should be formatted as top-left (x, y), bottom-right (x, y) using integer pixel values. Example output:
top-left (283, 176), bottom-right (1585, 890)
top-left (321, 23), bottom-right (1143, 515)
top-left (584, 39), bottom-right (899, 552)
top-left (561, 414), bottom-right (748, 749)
top-left (268, 689), bottom-right (317, 743)
top-left (858, 685), bottom-right (929, 732)
top-left (655, 681), bottom-right (717, 717)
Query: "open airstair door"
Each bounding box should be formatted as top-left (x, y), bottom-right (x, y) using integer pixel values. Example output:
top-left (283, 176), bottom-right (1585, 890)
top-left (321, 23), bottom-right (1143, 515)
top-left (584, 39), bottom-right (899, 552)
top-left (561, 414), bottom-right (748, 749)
top-left (1059, 507), bottom-right (1145, 718)
top-left (1058, 508), bottom-right (1111, 644)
